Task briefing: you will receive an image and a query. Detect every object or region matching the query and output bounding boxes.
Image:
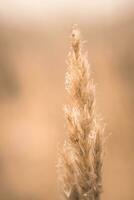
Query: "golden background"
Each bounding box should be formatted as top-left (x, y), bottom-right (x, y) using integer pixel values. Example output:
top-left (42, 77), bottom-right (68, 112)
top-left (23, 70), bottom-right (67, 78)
top-left (0, 1), bottom-right (133, 199)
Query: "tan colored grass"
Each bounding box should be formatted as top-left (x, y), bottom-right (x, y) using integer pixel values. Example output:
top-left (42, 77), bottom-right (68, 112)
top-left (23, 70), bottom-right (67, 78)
top-left (58, 25), bottom-right (104, 200)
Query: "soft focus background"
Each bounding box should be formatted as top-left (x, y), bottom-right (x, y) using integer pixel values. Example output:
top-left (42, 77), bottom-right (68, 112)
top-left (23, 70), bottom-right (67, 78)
top-left (0, 0), bottom-right (134, 200)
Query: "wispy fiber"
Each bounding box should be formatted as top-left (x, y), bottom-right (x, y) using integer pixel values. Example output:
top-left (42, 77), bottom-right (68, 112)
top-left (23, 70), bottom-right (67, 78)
top-left (58, 25), bottom-right (104, 200)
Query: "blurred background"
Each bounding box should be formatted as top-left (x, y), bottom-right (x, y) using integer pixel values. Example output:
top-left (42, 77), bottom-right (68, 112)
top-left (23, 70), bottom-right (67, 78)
top-left (0, 0), bottom-right (134, 199)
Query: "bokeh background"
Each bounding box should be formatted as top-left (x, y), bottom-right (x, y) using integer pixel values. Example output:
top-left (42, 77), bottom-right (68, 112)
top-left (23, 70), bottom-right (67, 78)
top-left (0, 0), bottom-right (134, 199)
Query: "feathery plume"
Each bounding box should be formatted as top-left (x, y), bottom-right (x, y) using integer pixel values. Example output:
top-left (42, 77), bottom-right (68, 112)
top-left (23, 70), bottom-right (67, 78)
top-left (58, 25), bottom-right (104, 200)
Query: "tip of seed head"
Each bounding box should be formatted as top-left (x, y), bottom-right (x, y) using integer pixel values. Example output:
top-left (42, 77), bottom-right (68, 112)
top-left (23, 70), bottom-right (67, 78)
top-left (71, 24), bottom-right (80, 48)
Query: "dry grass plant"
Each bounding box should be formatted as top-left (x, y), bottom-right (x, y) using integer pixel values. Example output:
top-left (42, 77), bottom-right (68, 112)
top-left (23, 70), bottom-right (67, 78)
top-left (58, 25), bottom-right (105, 200)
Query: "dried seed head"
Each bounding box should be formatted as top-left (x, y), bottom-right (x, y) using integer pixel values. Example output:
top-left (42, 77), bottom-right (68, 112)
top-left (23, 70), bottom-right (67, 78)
top-left (58, 26), bottom-right (104, 200)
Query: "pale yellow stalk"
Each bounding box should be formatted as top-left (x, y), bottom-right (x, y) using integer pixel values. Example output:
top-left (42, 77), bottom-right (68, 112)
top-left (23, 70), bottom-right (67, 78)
top-left (58, 25), bottom-right (104, 200)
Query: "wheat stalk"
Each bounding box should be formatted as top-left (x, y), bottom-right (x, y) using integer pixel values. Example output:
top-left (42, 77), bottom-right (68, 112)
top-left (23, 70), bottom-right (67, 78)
top-left (58, 25), bottom-right (104, 200)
